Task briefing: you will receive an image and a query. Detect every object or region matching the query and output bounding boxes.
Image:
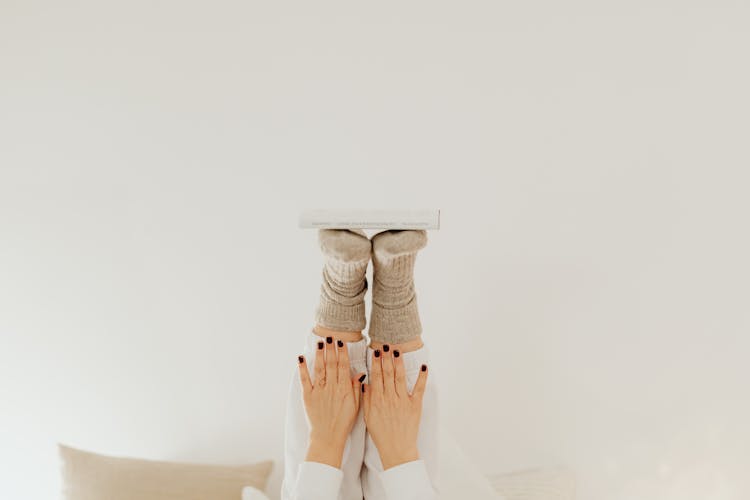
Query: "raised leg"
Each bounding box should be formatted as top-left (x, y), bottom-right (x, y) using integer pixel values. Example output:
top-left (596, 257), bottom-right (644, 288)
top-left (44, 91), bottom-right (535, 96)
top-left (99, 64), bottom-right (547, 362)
top-left (281, 230), bottom-right (371, 500)
top-left (361, 230), bottom-right (439, 499)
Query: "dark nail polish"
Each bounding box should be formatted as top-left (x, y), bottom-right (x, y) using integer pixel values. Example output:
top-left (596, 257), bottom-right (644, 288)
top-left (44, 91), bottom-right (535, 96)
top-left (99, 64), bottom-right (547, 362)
top-left (298, 355), bottom-right (304, 364)
top-left (318, 342), bottom-right (324, 350)
top-left (374, 349), bottom-right (381, 358)
top-left (421, 364), bottom-right (427, 372)
top-left (382, 344), bottom-right (390, 353)
top-left (358, 374), bottom-right (366, 383)
top-left (393, 350), bottom-right (400, 358)
top-left (326, 336), bottom-right (333, 344)
top-left (337, 339), bottom-right (344, 348)
top-left (361, 384), bottom-right (366, 393)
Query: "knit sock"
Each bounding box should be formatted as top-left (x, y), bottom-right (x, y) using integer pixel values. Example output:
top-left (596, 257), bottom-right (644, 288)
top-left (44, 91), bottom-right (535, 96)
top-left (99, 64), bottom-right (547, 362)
top-left (368, 230), bottom-right (428, 345)
top-left (314, 229), bottom-right (371, 332)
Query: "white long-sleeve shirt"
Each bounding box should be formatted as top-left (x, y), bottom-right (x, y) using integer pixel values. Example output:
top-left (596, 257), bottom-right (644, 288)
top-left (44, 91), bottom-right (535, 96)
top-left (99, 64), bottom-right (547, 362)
top-left (292, 460), bottom-right (437, 500)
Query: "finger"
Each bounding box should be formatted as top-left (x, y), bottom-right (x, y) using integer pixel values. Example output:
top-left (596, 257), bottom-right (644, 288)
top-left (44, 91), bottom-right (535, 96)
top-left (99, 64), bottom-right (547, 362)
top-left (314, 339), bottom-right (326, 385)
top-left (353, 372), bottom-right (366, 410)
top-left (381, 344), bottom-right (395, 396)
top-left (411, 363), bottom-right (429, 403)
top-left (362, 382), bottom-right (370, 422)
top-left (370, 348), bottom-right (383, 395)
top-left (393, 349), bottom-right (407, 396)
top-left (324, 336), bottom-right (337, 382)
top-left (297, 355), bottom-right (312, 394)
top-left (337, 339), bottom-right (350, 384)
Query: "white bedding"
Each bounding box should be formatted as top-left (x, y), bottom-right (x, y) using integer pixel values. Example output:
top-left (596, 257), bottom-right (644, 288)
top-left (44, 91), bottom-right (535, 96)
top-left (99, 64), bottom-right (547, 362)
top-left (247, 425), bottom-right (575, 500)
top-left (250, 426), bottom-right (508, 500)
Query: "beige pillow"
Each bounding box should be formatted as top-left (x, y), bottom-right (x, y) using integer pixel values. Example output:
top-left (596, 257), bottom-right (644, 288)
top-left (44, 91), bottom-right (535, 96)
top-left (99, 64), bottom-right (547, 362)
top-left (487, 467), bottom-right (576, 500)
top-left (59, 444), bottom-right (273, 500)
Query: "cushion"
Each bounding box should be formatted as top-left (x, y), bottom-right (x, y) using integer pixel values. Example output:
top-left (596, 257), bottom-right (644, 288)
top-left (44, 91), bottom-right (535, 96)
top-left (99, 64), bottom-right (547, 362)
top-left (487, 467), bottom-right (576, 500)
top-left (59, 444), bottom-right (273, 500)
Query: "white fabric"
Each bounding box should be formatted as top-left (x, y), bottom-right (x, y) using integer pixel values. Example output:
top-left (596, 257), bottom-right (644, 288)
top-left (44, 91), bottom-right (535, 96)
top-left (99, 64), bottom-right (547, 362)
top-left (380, 460), bottom-right (434, 500)
top-left (281, 329), bottom-right (438, 500)
top-left (292, 462), bottom-right (344, 500)
top-left (434, 427), bottom-right (505, 500)
top-left (242, 485), bottom-right (272, 500)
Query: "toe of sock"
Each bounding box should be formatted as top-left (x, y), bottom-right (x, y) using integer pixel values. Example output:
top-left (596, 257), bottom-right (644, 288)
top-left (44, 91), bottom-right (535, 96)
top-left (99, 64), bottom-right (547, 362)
top-left (318, 229), bottom-right (372, 262)
top-left (372, 230), bottom-right (427, 257)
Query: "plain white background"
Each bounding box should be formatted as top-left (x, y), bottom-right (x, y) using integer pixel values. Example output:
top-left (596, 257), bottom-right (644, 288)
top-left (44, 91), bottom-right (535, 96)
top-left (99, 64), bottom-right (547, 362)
top-left (1, 1), bottom-right (749, 499)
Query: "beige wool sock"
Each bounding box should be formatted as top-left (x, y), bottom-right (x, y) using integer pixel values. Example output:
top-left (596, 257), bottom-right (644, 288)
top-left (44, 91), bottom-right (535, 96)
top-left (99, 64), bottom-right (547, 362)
top-left (368, 229), bottom-right (428, 345)
top-left (314, 229), bottom-right (371, 332)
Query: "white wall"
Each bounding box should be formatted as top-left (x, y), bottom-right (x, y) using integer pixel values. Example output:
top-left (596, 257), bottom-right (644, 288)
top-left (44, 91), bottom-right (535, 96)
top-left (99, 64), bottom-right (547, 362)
top-left (1, 1), bottom-right (749, 499)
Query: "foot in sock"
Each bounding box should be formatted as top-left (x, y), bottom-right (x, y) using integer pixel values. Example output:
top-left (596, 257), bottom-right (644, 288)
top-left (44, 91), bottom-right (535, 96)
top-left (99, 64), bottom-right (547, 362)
top-left (368, 230), bottom-right (427, 346)
top-left (314, 229), bottom-right (371, 334)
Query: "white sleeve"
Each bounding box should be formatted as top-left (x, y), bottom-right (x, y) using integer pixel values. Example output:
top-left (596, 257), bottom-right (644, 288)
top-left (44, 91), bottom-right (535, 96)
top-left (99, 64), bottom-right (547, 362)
top-left (381, 460), bottom-right (438, 500)
top-left (291, 461), bottom-right (343, 500)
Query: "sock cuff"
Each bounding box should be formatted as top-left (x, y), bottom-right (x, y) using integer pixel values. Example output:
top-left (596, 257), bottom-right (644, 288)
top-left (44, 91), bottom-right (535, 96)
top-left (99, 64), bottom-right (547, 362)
top-left (367, 296), bottom-right (422, 345)
top-left (315, 295), bottom-right (367, 332)
top-left (371, 279), bottom-right (414, 305)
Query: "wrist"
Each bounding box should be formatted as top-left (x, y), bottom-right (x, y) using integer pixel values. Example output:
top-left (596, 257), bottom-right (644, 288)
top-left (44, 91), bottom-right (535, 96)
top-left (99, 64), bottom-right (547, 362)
top-left (306, 437), bottom-right (346, 469)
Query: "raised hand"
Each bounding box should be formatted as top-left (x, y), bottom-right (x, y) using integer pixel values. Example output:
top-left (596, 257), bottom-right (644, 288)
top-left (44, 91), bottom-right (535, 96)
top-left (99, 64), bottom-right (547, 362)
top-left (362, 345), bottom-right (428, 470)
top-left (297, 336), bottom-right (366, 469)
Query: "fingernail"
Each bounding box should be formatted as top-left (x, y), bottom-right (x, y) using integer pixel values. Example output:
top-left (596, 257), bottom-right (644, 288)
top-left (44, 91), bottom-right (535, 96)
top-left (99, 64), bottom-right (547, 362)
top-left (337, 339), bottom-right (344, 348)
top-left (358, 374), bottom-right (366, 383)
top-left (326, 336), bottom-right (333, 344)
top-left (382, 344), bottom-right (390, 353)
top-left (298, 355), bottom-right (304, 364)
top-left (393, 350), bottom-right (400, 358)
top-left (421, 364), bottom-right (427, 372)
top-left (374, 349), bottom-right (381, 358)
top-left (318, 342), bottom-right (324, 350)
top-left (361, 384), bottom-right (366, 393)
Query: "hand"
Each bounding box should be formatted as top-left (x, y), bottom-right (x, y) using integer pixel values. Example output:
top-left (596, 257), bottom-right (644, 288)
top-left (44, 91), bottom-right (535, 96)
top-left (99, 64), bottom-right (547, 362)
top-left (362, 345), bottom-right (428, 470)
top-left (298, 337), bottom-right (365, 469)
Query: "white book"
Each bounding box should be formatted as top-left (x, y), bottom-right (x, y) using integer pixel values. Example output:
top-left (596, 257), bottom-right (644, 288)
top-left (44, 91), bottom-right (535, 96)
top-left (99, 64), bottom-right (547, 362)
top-left (299, 209), bottom-right (440, 230)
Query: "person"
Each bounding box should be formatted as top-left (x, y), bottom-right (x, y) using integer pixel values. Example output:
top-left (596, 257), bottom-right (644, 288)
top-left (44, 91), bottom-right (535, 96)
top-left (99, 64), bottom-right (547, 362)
top-left (281, 229), bottom-right (439, 500)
